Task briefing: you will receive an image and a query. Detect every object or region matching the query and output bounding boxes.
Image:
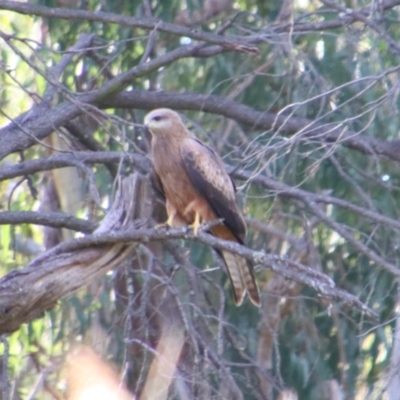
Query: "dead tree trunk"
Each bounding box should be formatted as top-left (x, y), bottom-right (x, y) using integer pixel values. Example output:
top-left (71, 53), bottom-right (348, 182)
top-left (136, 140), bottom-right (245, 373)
top-left (0, 173), bottom-right (143, 335)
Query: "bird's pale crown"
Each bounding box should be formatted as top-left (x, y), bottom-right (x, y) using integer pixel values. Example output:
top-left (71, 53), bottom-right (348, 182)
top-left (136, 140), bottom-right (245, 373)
top-left (144, 108), bottom-right (183, 136)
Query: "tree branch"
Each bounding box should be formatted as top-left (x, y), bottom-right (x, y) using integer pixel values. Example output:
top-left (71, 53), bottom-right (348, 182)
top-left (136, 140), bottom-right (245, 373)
top-left (0, 211), bottom-right (97, 233)
top-left (0, 42), bottom-right (228, 160)
top-left (1, 0), bottom-right (399, 50)
top-left (101, 90), bottom-right (400, 163)
top-left (0, 173), bottom-right (143, 335)
top-left (0, 151), bottom-right (151, 182)
top-left (0, 217), bottom-right (377, 336)
top-left (270, 0), bottom-right (400, 36)
top-left (233, 169), bottom-right (400, 233)
top-left (2, 151), bottom-right (400, 234)
top-left (3, 86), bottom-right (400, 164)
top-left (321, 0), bottom-right (400, 55)
top-left (0, 0), bottom-right (259, 54)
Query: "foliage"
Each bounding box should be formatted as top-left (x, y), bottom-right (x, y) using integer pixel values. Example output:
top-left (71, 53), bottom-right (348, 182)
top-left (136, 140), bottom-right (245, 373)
top-left (1, 0), bottom-right (400, 399)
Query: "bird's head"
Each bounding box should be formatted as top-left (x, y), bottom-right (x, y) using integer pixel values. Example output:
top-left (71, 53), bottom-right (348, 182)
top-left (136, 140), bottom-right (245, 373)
top-left (144, 108), bottom-right (182, 136)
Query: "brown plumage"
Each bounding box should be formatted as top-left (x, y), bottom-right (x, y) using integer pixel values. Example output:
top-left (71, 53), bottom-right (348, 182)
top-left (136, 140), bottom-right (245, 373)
top-left (145, 108), bottom-right (260, 307)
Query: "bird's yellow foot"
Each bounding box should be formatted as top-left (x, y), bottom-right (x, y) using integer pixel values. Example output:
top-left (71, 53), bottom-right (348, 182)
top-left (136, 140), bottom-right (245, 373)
top-left (188, 212), bottom-right (202, 236)
top-left (155, 215), bottom-right (174, 230)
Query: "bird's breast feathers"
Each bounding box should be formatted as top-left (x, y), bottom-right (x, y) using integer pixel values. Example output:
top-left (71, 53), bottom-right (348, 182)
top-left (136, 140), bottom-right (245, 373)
top-left (152, 137), bottom-right (201, 212)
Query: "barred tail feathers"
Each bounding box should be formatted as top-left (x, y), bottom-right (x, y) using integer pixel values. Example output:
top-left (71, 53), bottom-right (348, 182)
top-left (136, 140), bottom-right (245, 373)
top-left (221, 251), bottom-right (260, 307)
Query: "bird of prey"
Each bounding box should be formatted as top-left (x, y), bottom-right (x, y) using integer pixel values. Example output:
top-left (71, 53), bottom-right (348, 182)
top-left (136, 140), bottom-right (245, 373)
top-left (144, 108), bottom-right (260, 307)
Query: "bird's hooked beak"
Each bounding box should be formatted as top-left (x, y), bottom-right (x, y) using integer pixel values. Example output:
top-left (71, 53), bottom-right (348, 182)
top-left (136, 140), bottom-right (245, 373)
top-left (143, 113), bottom-right (155, 135)
top-left (142, 112), bottom-right (153, 135)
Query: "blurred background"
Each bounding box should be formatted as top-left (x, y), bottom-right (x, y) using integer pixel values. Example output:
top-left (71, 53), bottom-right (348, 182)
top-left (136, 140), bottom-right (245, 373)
top-left (1, 0), bottom-right (400, 399)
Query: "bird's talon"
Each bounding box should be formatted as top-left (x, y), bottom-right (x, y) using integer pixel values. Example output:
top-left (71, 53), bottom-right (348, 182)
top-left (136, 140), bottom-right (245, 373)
top-left (155, 222), bottom-right (169, 230)
top-left (189, 225), bottom-right (199, 236)
top-left (188, 212), bottom-right (201, 236)
top-left (155, 215), bottom-right (174, 230)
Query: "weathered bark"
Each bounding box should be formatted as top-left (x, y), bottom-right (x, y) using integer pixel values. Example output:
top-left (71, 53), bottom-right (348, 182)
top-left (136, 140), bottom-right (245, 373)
top-left (0, 173), bottom-right (143, 335)
top-left (3, 87), bottom-right (400, 164)
top-left (0, 219), bottom-right (376, 336)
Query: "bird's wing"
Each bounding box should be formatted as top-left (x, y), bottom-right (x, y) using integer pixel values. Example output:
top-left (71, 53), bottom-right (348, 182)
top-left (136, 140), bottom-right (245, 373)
top-left (180, 138), bottom-right (260, 307)
top-left (180, 138), bottom-right (246, 242)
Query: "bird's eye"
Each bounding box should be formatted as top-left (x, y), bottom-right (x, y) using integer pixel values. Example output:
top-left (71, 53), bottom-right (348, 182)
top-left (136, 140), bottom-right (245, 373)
top-left (153, 116), bottom-right (162, 121)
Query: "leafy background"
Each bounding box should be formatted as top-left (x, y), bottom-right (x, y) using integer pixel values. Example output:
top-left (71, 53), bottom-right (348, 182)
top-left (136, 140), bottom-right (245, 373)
top-left (1, 0), bottom-right (400, 399)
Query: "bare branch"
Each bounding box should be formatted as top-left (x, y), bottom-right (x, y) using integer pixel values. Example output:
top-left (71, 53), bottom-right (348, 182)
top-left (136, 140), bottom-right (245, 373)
top-left (233, 169), bottom-right (400, 233)
top-left (2, 150), bottom-right (400, 235)
top-left (3, 85), bottom-right (400, 163)
top-left (42, 33), bottom-right (95, 103)
top-left (270, 0), bottom-right (400, 36)
top-left (0, 42), bottom-right (226, 160)
top-left (0, 211), bottom-right (96, 233)
top-left (321, 0), bottom-right (400, 55)
top-left (1, 0), bottom-right (399, 52)
top-left (0, 173), bottom-right (143, 335)
top-left (0, 151), bottom-right (150, 182)
top-left (0, 215), bottom-right (377, 336)
top-left (0, 0), bottom-right (259, 54)
top-left (102, 90), bottom-right (400, 163)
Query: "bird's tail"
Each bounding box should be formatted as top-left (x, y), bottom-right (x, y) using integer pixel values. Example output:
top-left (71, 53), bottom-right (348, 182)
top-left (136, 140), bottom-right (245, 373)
top-left (221, 251), bottom-right (260, 307)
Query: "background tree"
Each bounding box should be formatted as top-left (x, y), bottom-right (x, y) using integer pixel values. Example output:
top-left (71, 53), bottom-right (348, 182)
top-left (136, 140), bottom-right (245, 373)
top-left (0, 0), bottom-right (400, 399)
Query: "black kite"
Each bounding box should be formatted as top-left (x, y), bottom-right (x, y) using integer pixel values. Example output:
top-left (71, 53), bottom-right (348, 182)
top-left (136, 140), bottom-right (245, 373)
top-left (145, 108), bottom-right (260, 307)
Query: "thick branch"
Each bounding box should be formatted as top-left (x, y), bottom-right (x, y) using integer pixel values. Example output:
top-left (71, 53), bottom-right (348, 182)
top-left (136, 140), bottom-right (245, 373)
top-left (2, 151), bottom-right (400, 235)
top-left (0, 222), bottom-right (377, 336)
top-left (3, 87), bottom-right (400, 163)
top-left (0, 43), bottom-right (221, 160)
top-left (0, 151), bottom-right (151, 182)
top-left (101, 90), bottom-right (400, 163)
top-left (0, 0), bottom-right (259, 54)
top-left (2, 2), bottom-right (400, 163)
top-left (0, 173), bottom-right (144, 335)
top-left (0, 211), bottom-right (97, 233)
top-left (1, 0), bottom-right (399, 47)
